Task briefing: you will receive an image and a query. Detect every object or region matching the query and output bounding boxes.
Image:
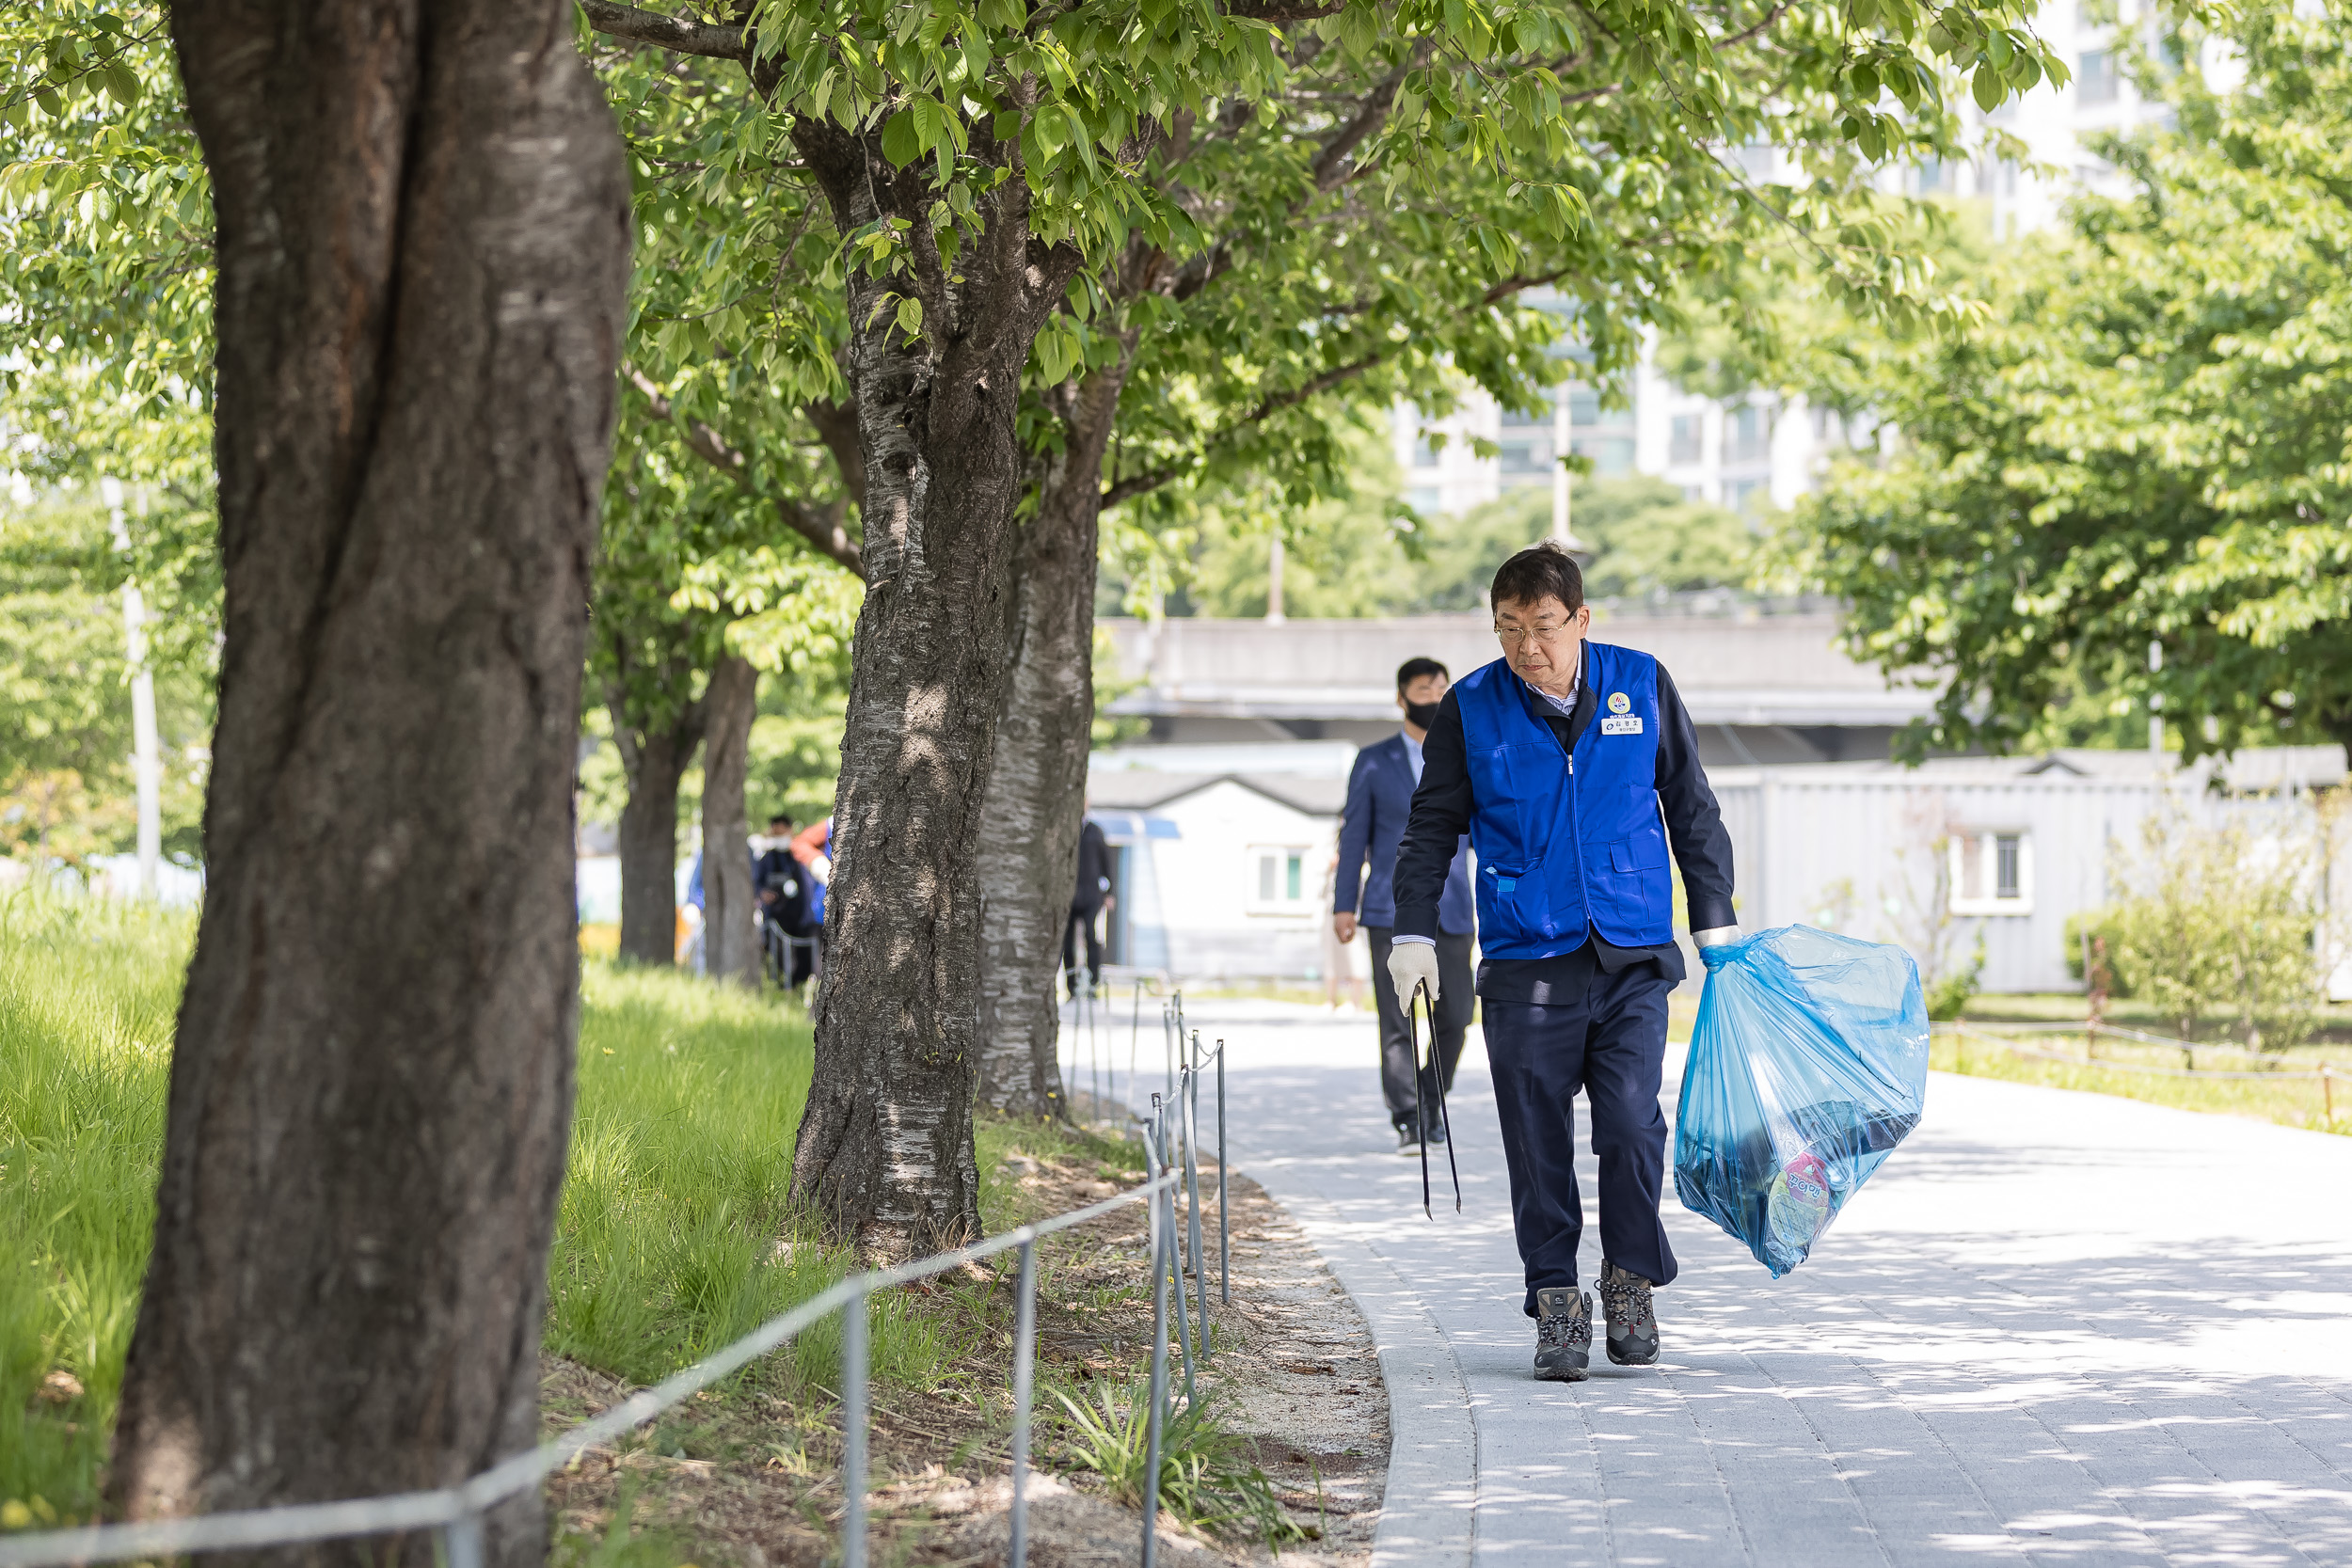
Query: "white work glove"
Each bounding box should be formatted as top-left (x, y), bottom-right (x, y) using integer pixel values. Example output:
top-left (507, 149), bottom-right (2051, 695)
top-left (1387, 940), bottom-right (1444, 1005)
top-left (1692, 926), bottom-right (1742, 949)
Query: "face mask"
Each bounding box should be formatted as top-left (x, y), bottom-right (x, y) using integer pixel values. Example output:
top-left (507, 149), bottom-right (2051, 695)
top-left (1404, 699), bottom-right (1443, 729)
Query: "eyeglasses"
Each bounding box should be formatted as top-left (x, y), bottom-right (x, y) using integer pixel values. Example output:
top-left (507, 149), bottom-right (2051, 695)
top-left (1493, 621), bottom-right (1577, 648)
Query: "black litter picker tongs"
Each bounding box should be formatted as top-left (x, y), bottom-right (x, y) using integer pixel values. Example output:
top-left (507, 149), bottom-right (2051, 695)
top-left (1408, 979), bottom-right (1462, 1219)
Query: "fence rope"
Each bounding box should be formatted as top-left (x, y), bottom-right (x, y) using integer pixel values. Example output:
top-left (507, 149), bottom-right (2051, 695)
top-left (0, 1094), bottom-right (1211, 1568)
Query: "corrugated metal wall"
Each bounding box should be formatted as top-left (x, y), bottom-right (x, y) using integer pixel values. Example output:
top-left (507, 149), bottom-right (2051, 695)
top-left (1709, 768), bottom-right (2339, 992)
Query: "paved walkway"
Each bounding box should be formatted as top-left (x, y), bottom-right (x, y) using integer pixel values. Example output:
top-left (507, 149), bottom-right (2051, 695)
top-left (1085, 998), bottom-right (2352, 1567)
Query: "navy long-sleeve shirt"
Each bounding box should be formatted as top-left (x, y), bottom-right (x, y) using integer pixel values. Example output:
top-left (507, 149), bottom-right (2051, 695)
top-left (1393, 646), bottom-right (1736, 1003)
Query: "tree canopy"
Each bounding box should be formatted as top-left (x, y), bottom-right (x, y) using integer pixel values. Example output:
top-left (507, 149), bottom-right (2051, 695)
top-left (1782, 0), bottom-right (2352, 759)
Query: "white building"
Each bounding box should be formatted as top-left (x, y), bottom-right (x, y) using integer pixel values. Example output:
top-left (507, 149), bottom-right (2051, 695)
top-left (1397, 7), bottom-right (2186, 522)
top-left (1714, 747), bottom-right (2351, 994)
top-left (1084, 767), bottom-right (1345, 980)
top-left (1081, 739), bottom-right (2350, 993)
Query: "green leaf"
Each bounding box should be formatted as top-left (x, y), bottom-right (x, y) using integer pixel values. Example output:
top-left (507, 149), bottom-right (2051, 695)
top-left (102, 61), bottom-right (139, 106)
top-left (881, 107), bottom-right (923, 167)
top-left (895, 296), bottom-right (923, 338)
top-left (1972, 61), bottom-right (2003, 112)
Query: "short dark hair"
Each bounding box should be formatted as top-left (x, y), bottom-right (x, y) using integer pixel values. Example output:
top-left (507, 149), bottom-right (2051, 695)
top-left (767, 813), bottom-right (794, 829)
top-left (1396, 657), bottom-right (1449, 692)
top-left (1489, 542), bottom-right (1584, 616)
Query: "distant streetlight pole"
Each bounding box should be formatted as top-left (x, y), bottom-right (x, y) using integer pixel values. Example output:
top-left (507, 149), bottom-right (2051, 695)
top-left (2148, 639), bottom-right (2164, 761)
top-left (1550, 383), bottom-right (1586, 553)
top-left (100, 477), bottom-right (162, 898)
top-left (1265, 534), bottom-right (1286, 624)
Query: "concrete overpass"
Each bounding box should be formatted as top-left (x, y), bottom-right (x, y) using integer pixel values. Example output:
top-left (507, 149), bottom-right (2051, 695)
top-left (1100, 603), bottom-right (1937, 767)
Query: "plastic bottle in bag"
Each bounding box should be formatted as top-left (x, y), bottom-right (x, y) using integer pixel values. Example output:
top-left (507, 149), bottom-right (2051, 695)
top-left (1674, 926), bottom-right (1931, 1277)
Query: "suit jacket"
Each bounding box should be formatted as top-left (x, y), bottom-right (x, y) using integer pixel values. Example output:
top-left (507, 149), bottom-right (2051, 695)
top-left (1337, 732), bottom-right (1475, 933)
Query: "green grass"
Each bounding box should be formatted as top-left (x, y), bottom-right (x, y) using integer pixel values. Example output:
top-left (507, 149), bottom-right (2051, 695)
top-left (0, 891), bottom-right (187, 1529)
top-left (0, 890), bottom-right (1138, 1535)
top-left (1932, 1029), bottom-right (2349, 1136)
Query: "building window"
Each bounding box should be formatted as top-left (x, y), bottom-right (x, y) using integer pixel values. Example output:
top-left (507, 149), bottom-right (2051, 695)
top-left (1950, 832), bottom-right (2033, 915)
top-left (1917, 157), bottom-right (1943, 193)
top-left (1413, 434), bottom-right (1443, 467)
top-left (1575, 436), bottom-right (1637, 477)
top-left (1725, 477), bottom-right (1771, 515)
top-left (1727, 404), bottom-right (1772, 463)
top-left (1499, 438), bottom-right (1550, 474)
top-left (1249, 847), bottom-right (1310, 911)
top-left (2078, 49), bottom-right (2118, 103)
top-left (1670, 414), bottom-right (1706, 466)
top-left (1406, 485), bottom-right (1442, 514)
top-left (1567, 387), bottom-right (1604, 426)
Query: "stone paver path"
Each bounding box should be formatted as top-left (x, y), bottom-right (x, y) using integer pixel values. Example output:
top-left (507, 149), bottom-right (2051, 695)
top-left (1093, 999), bottom-right (2352, 1567)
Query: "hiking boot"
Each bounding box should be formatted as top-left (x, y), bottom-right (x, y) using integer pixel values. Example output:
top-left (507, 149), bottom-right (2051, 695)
top-left (1425, 1116), bottom-right (1448, 1146)
top-left (1534, 1288), bottom-right (1591, 1382)
top-left (1397, 1124), bottom-right (1422, 1153)
top-left (1597, 1260), bottom-right (1660, 1366)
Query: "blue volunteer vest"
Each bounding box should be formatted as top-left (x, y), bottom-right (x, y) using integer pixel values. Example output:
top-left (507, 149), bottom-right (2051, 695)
top-left (1455, 643), bottom-right (1673, 958)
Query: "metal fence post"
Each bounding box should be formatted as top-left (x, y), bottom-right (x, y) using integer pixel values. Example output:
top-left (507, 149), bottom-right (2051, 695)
top-left (1009, 1238), bottom-right (1037, 1568)
top-left (442, 1512), bottom-right (485, 1568)
top-left (1216, 1039), bottom-right (1230, 1305)
top-left (1142, 1192), bottom-right (1170, 1568)
top-left (1183, 1034), bottom-right (1208, 1354)
top-left (1152, 1109), bottom-right (1197, 1403)
top-left (841, 1284), bottom-right (869, 1568)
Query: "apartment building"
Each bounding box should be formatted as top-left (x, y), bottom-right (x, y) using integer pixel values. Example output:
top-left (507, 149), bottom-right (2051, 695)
top-left (1395, 0), bottom-right (2188, 522)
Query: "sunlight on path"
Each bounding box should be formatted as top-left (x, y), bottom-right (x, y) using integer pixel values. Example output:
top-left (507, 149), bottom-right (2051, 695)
top-left (1137, 998), bottom-right (2352, 1568)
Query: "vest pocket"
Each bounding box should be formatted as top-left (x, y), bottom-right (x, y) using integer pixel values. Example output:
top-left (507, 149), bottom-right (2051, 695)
top-left (1476, 860), bottom-right (1557, 947)
top-left (1607, 830), bottom-right (1667, 873)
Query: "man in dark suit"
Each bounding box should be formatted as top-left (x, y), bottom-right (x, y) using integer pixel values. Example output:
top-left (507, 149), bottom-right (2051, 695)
top-left (1065, 810), bottom-right (1113, 999)
top-left (1336, 657), bottom-right (1476, 1152)
top-left (1390, 543), bottom-right (1738, 1384)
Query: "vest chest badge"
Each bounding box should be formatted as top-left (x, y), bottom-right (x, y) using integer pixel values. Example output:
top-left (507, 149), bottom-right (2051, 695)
top-left (1607, 691), bottom-right (1631, 714)
top-left (1601, 714), bottom-right (1644, 736)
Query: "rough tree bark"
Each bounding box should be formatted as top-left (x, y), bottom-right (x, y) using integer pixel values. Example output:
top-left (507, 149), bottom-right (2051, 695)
top-left (974, 358), bottom-right (1134, 1117)
top-left (783, 116), bottom-right (1085, 1256)
top-left (967, 83), bottom-right (1424, 1112)
top-left (610, 699), bottom-right (701, 965)
top-left (699, 654), bottom-right (762, 986)
top-left (114, 5), bottom-right (628, 1563)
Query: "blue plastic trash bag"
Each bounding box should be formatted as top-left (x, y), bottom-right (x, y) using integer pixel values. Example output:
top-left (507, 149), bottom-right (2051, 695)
top-left (1673, 926), bottom-right (1930, 1277)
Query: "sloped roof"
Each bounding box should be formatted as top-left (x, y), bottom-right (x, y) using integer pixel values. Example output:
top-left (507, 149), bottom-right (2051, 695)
top-left (1086, 768), bottom-right (1345, 817)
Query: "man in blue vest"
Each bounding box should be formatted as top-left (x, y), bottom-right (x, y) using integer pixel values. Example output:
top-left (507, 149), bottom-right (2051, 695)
top-left (1334, 657), bottom-right (1477, 1151)
top-left (1389, 543), bottom-right (1739, 1382)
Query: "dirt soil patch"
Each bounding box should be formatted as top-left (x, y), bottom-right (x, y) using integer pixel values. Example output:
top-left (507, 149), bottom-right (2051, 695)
top-left (541, 1134), bottom-right (1388, 1567)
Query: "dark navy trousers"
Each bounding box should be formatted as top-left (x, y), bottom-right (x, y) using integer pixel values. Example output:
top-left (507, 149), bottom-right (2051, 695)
top-left (1483, 963), bottom-right (1678, 1317)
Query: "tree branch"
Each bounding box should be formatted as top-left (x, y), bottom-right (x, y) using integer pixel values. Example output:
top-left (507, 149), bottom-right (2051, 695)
top-left (579, 2), bottom-right (750, 61)
top-left (627, 368), bottom-right (866, 578)
top-left (1102, 264), bottom-right (1577, 510)
top-left (1721, 1), bottom-right (1792, 50)
top-left (1224, 0), bottom-right (1347, 17)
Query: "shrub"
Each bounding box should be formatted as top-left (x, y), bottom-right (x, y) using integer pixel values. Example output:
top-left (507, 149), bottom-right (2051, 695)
top-left (2106, 812), bottom-right (2324, 1051)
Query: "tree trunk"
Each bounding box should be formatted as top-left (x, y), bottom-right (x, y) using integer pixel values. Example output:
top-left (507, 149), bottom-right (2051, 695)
top-left (114, 5), bottom-right (627, 1562)
top-left (786, 119), bottom-right (1083, 1255)
top-left (974, 358), bottom-right (1132, 1117)
top-left (612, 707), bottom-right (698, 966)
top-left (700, 654), bottom-right (761, 987)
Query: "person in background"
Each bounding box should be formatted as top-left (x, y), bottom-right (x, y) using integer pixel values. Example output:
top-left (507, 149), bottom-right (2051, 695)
top-left (755, 814), bottom-right (813, 988)
top-left (1335, 657), bottom-right (1476, 1152)
top-left (789, 816), bottom-right (833, 927)
top-left (1065, 808), bottom-right (1112, 1000)
top-left (1389, 543), bottom-right (1737, 1383)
